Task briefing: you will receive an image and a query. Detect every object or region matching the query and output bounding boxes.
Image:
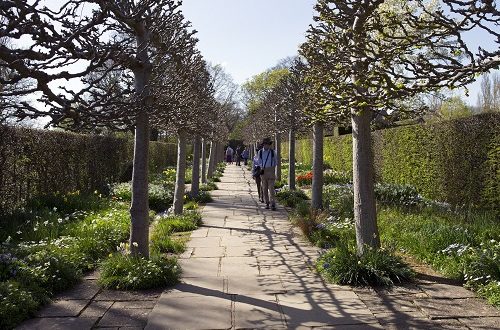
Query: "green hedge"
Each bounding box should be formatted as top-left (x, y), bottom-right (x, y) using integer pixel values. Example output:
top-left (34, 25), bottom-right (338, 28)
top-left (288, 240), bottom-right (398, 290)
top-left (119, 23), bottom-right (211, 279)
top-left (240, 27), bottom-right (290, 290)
top-left (285, 113), bottom-right (500, 210)
top-left (0, 126), bottom-right (177, 213)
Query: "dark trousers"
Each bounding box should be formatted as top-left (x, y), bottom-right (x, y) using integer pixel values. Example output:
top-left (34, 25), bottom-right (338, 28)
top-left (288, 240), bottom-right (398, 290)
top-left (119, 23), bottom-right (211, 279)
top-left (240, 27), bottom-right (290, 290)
top-left (255, 176), bottom-right (262, 200)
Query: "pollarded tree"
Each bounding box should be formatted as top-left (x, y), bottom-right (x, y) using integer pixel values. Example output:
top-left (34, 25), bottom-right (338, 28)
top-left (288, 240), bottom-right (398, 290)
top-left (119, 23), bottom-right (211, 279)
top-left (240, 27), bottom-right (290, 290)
top-left (0, 0), bottom-right (196, 257)
top-left (300, 0), bottom-right (491, 255)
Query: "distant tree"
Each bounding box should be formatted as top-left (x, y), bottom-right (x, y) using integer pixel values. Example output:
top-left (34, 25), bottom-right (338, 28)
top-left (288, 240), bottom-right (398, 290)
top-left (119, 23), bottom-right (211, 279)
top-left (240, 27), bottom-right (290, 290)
top-left (439, 95), bottom-right (473, 120)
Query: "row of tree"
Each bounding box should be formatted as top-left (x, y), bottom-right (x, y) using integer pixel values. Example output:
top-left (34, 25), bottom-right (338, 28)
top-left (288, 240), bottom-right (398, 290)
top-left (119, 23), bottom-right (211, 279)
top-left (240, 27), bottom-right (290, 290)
top-left (242, 0), bottom-right (500, 255)
top-left (0, 1), bottom-right (235, 257)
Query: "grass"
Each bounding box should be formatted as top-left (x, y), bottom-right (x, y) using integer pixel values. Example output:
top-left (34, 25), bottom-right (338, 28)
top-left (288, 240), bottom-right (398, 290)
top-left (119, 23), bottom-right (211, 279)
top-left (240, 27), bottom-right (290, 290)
top-left (280, 181), bottom-right (499, 301)
top-left (110, 182), bottom-right (173, 212)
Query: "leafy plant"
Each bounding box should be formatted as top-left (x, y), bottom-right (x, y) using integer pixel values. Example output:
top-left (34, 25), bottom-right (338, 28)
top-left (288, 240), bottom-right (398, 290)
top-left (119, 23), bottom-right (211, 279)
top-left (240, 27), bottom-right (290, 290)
top-left (317, 242), bottom-right (414, 286)
top-left (185, 191), bottom-right (213, 204)
top-left (0, 281), bottom-right (39, 330)
top-left (111, 182), bottom-right (173, 212)
top-left (276, 188), bottom-right (308, 207)
top-left (98, 254), bottom-right (180, 290)
top-left (200, 181), bottom-right (218, 191)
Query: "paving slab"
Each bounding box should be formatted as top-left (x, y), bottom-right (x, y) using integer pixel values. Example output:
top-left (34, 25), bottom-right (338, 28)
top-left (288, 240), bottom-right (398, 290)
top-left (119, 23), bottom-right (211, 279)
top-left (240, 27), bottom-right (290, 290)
top-left (79, 300), bottom-right (114, 318)
top-left (414, 297), bottom-right (500, 319)
top-left (234, 294), bottom-right (285, 329)
top-left (145, 294), bottom-right (232, 330)
top-left (458, 316), bottom-right (500, 329)
top-left (417, 282), bottom-right (477, 298)
top-left (178, 257), bottom-right (220, 277)
top-left (54, 280), bottom-right (101, 300)
top-left (36, 299), bottom-right (89, 317)
top-left (278, 291), bottom-right (378, 327)
top-left (186, 236), bottom-right (221, 248)
top-left (95, 288), bottom-right (163, 301)
top-left (191, 246), bottom-right (226, 258)
top-left (166, 276), bottom-right (226, 297)
top-left (226, 275), bottom-right (286, 294)
top-left (98, 307), bottom-right (151, 328)
top-left (16, 317), bottom-right (98, 330)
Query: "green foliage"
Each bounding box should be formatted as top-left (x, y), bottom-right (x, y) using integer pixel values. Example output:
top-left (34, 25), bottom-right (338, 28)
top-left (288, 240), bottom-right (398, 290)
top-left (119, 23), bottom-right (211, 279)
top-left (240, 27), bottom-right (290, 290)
top-left (289, 113), bottom-right (500, 211)
top-left (0, 202), bottom-right (132, 327)
top-left (317, 243), bottom-right (414, 287)
top-left (276, 188), bottom-right (309, 207)
top-left (378, 207), bottom-right (500, 303)
top-left (438, 96), bottom-right (474, 120)
top-left (185, 191), bottom-right (213, 204)
top-left (98, 254), bottom-right (180, 290)
top-left (324, 170), bottom-right (352, 185)
top-left (374, 182), bottom-right (424, 208)
top-left (0, 281), bottom-right (39, 329)
top-left (200, 181), bottom-right (218, 191)
top-left (323, 184), bottom-right (354, 219)
top-left (111, 182), bottom-right (173, 212)
top-left (0, 125), bottom-right (178, 214)
top-left (482, 133), bottom-right (500, 214)
top-left (150, 211), bottom-right (201, 254)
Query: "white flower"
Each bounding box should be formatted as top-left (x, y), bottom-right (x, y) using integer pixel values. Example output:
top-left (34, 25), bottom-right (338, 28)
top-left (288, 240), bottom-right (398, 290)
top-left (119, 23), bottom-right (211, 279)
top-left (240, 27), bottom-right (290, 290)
top-left (132, 242), bottom-right (139, 247)
top-left (16, 231), bottom-right (22, 235)
top-left (53, 207), bottom-right (57, 212)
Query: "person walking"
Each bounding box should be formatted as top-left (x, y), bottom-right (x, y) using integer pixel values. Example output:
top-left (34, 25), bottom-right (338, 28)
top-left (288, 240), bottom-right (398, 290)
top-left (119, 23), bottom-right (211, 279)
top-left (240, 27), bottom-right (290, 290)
top-left (225, 146), bottom-right (234, 164)
top-left (241, 147), bottom-right (250, 166)
top-left (235, 146), bottom-right (241, 166)
top-left (258, 137), bottom-right (277, 210)
top-left (252, 144), bottom-right (264, 203)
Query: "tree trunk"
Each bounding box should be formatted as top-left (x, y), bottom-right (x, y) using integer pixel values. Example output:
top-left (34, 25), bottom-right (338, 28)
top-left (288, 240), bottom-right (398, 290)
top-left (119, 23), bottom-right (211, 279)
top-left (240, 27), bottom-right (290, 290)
top-left (311, 121), bottom-right (324, 210)
top-left (173, 129), bottom-right (187, 215)
top-left (288, 127), bottom-right (296, 190)
top-left (129, 29), bottom-right (152, 258)
top-left (352, 109), bottom-right (380, 254)
top-left (201, 138), bottom-right (207, 184)
top-left (191, 135), bottom-right (201, 196)
top-left (130, 110), bottom-right (150, 257)
top-left (275, 132), bottom-right (281, 181)
top-left (207, 140), bottom-right (216, 178)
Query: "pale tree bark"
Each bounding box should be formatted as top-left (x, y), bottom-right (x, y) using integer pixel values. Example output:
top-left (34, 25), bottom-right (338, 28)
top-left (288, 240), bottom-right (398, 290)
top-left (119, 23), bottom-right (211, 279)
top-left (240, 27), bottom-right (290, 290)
top-left (201, 138), bottom-right (207, 183)
top-left (311, 121), bottom-right (324, 210)
top-left (191, 135), bottom-right (201, 196)
top-left (288, 127), bottom-right (296, 190)
top-left (275, 133), bottom-right (282, 181)
top-left (129, 30), bottom-right (152, 258)
top-left (173, 129), bottom-right (187, 215)
top-left (352, 109), bottom-right (380, 254)
top-left (207, 140), bottom-right (216, 178)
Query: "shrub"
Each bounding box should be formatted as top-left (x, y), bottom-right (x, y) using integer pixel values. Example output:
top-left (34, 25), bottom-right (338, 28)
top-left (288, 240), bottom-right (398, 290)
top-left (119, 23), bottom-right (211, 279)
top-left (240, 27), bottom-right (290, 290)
top-left (200, 181), bottom-right (218, 191)
top-left (276, 189), bottom-right (308, 208)
top-left (185, 191), bottom-right (213, 204)
top-left (310, 216), bottom-right (356, 249)
top-left (98, 254), bottom-right (180, 290)
top-left (317, 243), bottom-right (414, 286)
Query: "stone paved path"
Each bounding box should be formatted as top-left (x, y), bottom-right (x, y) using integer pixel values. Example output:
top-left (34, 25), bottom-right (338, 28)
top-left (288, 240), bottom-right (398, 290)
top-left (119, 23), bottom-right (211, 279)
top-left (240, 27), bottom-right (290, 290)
top-left (17, 165), bottom-right (500, 329)
top-left (146, 165), bottom-right (500, 330)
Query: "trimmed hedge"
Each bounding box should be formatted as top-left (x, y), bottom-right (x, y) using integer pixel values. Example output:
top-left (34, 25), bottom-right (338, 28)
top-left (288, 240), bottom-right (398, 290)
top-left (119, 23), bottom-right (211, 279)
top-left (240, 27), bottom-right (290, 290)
top-left (0, 126), bottom-right (177, 213)
top-left (284, 113), bottom-right (500, 210)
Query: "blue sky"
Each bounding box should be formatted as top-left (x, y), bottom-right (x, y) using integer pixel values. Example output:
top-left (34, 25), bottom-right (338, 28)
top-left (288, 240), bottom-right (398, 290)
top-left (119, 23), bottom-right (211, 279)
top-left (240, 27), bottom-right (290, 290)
top-left (181, 0), bottom-right (497, 107)
top-left (181, 0), bottom-right (316, 85)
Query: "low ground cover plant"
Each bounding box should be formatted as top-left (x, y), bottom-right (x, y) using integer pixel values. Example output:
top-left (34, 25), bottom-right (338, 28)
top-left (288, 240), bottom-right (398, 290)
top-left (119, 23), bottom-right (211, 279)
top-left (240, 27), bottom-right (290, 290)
top-left (111, 182), bottom-right (173, 212)
top-left (284, 180), bottom-right (499, 304)
top-left (0, 201), bottom-right (131, 329)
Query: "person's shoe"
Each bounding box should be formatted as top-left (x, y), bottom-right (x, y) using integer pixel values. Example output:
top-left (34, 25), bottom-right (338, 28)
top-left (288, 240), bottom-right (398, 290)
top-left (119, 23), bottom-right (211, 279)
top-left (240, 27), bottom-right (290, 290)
top-left (265, 203), bottom-right (270, 210)
top-left (271, 204), bottom-right (276, 211)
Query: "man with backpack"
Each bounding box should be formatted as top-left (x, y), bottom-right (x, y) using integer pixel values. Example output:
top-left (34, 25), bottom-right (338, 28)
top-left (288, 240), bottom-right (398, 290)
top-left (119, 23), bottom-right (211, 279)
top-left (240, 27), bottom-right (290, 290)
top-left (258, 137), bottom-right (277, 210)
